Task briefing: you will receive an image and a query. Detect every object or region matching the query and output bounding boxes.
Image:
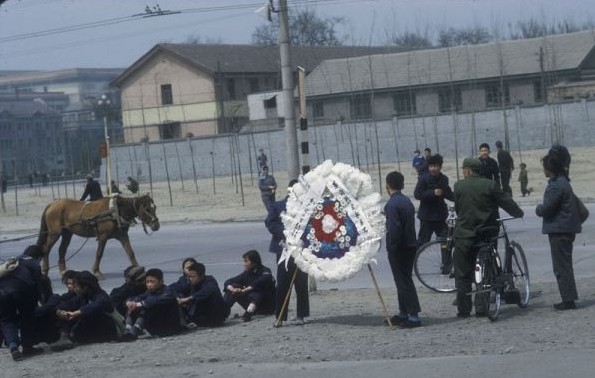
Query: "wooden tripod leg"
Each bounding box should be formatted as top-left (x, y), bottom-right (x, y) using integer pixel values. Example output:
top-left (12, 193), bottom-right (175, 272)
top-left (368, 264), bottom-right (395, 330)
top-left (275, 268), bottom-right (299, 328)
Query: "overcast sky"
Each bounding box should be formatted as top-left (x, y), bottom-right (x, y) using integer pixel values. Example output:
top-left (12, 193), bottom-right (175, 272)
top-left (1, 0), bottom-right (595, 70)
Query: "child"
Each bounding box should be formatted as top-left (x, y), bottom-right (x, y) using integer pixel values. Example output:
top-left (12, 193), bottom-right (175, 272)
top-left (536, 153), bottom-right (582, 311)
top-left (109, 266), bottom-right (147, 316)
top-left (384, 171), bottom-right (422, 328)
top-left (223, 250), bottom-right (276, 322)
top-left (175, 263), bottom-right (229, 327)
top-left (52, 271), bottom-right (118, 351)
top-left (168, 257), bottom-right (197, 292)
top-left (122, 268), bottom-right (182, 340)
top-left (518, 163), bottom-right (531, 197)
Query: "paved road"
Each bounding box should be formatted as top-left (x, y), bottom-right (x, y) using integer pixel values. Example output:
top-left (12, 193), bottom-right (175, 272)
top-left (1, 205), bottom-right (594, 293)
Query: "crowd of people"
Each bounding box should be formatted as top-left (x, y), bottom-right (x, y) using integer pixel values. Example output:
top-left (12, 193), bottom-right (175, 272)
top-left (0, 143), bottom-right (588, 362)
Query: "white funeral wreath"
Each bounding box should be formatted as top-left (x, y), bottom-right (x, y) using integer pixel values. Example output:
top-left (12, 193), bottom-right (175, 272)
top-left (280, 160), bottom-right (385, 282)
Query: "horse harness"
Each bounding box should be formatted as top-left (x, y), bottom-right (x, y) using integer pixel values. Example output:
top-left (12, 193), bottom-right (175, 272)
top-left (77, 196), bottom-right (154, 235)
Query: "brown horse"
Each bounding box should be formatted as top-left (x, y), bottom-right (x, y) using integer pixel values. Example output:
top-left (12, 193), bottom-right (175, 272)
top-left (36, 194), bottom-right (160, 278)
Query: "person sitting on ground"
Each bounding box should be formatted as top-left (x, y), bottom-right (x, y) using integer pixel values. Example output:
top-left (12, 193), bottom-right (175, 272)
top-left (0, 245), bottom-right (45, 361)
top-left (168, 258), bottom-right (197, 293)
top-left (174, 263), bottom-right (229, 327)
top-left (122, 268), bottom-right (182, 341)
top-left (110, 266), bottom-right (147, 316)
top-left (223, 250), bottom-right (276, 322)
top-left (52, 271), bottom-right (118, 351)
top-left (126, 176), bottom-right (139, 194)
top-left (80, 174), bottom-right (103, 201)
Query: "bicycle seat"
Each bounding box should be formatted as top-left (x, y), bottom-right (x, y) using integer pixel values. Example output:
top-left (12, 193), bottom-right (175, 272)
top-left (476, 226), bottom-right (499, 241)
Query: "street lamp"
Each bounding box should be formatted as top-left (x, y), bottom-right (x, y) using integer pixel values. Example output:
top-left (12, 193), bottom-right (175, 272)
top-left (97, 94), bottom-right (112, 196)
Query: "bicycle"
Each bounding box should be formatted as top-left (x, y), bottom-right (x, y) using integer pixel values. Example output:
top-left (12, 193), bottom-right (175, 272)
top-left (474, 217), bottom-right (530, 321)
top-left (414, 207), bottom-right (457, 293)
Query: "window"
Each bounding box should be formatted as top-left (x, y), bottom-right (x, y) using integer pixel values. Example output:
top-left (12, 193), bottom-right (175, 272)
top-left (393, 92), bottom-right (416, 116)
top-left (159, 122), bottom-right (181, 140)
top-left (264, 96), bottom-right (277, 109)
top-left (438, 88), bottom-right (462, 112)
top-left (349, 94), bottom-right (371, 120)
top-left (160, 84), bottom-right (173, 105)
top-left (249, 78), bottom-right (260, 93)
top-left (533, 81), bottom-right (544, 103)
top-left (485, 83), bottom-right (510, 107)
top-left (313, 101), bottom-right (324, 118)
top-left (226, 79), bottom-right (236, 100)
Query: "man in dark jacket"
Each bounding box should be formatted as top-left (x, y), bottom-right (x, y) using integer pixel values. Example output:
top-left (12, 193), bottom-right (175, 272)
top-left (224, 250), bottom-right (275, 322)
top-left (496, 140), bottom-right (514, 195)
top-left (265, 180), bottom-right (310, 326)
top-left (109, 266), bottom-right (147, 316)
top-left (536, 153), bottom-right (582, 311)
top-left (0, 245), bottom-right (45, 361)
top-left (122, 268), bottom-right (182, 340)
top-left (259, 166), bottom-right (277, 208)
top-left (385, 171), bottom-right (422, 328)
top-left (80, 174), bottom-right (103, 201)
top-left (453, 158), bottom-right (524, 318)
top-left (175, 263), bottom-right (229, 327)
top-left (478, 143), bottom-right (501, 187)
top-left (126, 176), bottom-right (139, 194)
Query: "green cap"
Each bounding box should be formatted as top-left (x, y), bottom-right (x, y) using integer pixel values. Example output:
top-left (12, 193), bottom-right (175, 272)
top-left (462, 157), bottom-right (481, 171)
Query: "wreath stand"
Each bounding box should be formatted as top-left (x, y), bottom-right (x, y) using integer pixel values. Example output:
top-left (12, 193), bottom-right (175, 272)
top-left (274, 263), bottom-right (395, 329)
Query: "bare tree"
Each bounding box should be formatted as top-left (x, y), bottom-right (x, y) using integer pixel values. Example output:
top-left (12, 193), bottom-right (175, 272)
top-left (438, 27), bottom-right (492, 47)
top-left (390, 31), bottom-right (432, 49)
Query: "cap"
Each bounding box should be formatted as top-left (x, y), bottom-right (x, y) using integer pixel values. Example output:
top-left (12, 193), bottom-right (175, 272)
top-left (495, 140), bottom-right (503, 148)
top-left (462, 157), bottom-right (481, 171)
top-left (126, 266), bottom-right (146, 282)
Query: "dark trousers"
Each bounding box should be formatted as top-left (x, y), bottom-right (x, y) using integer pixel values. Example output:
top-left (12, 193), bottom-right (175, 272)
top-left (261, 193), bottom-right (276, 208)
top-left (548, 233), bottom-right (578, 302)
top-left (275, 255), bottom-right (310, 321)
top-left (501, 171), bottom-right (512, 195)
top-left (520, 181), bottom-right (529, 196)
top-left (61, 313), bottom-right (117, 344)
top-left (453, 237), bottom-right (485, 315)
top-left (418, 220), bottom-right (451, 271)
top-left (127, 303), bottom-right (182, 337)
top-left (224, 291), bottom-right (275, 315)
top-left (0, 287), bottom-right (37, 349)
top-left (387, 246), bottom-right (421, 315)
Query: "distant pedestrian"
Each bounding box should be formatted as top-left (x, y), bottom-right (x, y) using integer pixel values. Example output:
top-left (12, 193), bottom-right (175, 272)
top-left (28, 173), bottom-right (34, 188)
top-left (258, 166), bottom-right (277, 208)
top-left (257, 148), bottom-right (268, 175)
top-left (518, 163), bottom-right (531, 197)
top-left (536, 152), bottom-right (583, 311)
top-left (495, 140), bottom-right (514, 195)
top-left (478, 143), bottom-right (501, 187)
top-left (384, 171), bottom-right (422, 328)
top-left (80, 174), bottom-right (103, 201)
top-left (126, 176), bottom-right (139, 194)
top-left (110, 181), bottom-right (121, 195)
top-left (42, 174), bottom-right (49, 187)
top-left (1, 175), bottom-right (7, 193)
top-left (411, 149), bottom-right (425, 177)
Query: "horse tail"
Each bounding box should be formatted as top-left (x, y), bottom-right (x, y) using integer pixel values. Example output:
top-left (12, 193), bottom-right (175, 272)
top-left (37, 204), bottom-right (51, 247)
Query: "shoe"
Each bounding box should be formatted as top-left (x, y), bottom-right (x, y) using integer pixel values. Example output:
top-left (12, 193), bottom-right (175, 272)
top-left (242, 312), bottom-right (253, 323)
top-left (22, 347), bottom-right (44, 357)
top-left (385, 315), bottom-right (407, 326)
top-left (293, 317), bottom-right (306, 326)
top-left (185, 322), bottom-right (198, 330)
top-left (457, 312), bottom-right (471, 318)
top-left (120, 331), bottom-right (138, 342)
top-left (554, 301), bottom-right (576, 311)
top-left (10, 348), bottom-right (22, 362)
top-left (398, 319), bottom-right (422, 328)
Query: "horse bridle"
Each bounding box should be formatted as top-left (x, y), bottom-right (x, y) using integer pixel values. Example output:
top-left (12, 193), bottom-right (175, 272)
top-left (132, 197), bottom-right (159, 235)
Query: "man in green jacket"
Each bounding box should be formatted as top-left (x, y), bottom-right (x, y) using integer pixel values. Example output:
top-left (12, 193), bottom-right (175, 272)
top-left (453, 158), bottom-right (524, 318)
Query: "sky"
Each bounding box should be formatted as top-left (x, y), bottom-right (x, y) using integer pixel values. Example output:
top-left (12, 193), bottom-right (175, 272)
top-left (1, 0), bottom-right (595, 70)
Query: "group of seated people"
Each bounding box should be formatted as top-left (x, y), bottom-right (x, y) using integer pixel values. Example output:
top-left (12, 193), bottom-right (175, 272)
top-left (0, 247), bottom-right (276, 361)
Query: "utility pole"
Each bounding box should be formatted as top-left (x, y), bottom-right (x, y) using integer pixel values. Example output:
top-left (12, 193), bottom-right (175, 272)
top-left (278, 0), bottom-right (300, 180)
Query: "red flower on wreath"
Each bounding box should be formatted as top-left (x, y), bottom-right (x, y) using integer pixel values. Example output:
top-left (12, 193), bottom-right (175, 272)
top-left (310, 203), bottom-right (345, 243)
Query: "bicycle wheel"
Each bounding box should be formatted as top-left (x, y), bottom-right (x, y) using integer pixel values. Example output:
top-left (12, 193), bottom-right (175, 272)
top-left (510, 241), bottom-right (530, 308)
top-left (414, 239), bottom-right (456, 293)
top-left (476, 249), bottom-right (501, 321)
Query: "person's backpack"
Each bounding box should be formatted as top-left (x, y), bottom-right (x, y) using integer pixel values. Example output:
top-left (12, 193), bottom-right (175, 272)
top-left (0, 257), bottom-right (19, 279)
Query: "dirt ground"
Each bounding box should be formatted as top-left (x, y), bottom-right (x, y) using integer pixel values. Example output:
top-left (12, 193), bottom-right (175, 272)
top-left (1, 278), bottom-right (594, 377)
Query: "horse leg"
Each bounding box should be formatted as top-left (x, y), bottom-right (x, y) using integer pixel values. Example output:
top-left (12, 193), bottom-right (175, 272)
top-left (118, 233), bottom-right (139, 267)
top-left (92, 237), bottom-right (108, 280)
top-left (58, 230), bottom-right (73, 275)
top-left (41, 233), bottom-right (60, 276)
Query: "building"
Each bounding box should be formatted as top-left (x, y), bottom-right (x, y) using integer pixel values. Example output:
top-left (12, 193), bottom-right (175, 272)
top-left (0, 68), bottom-right (124, 173)
top-left (0, 97), bottom-right (64, 177)
top-left (304, 31), bottom-right (595, 124)
top-left (112, 43), bottom-right (397, 143)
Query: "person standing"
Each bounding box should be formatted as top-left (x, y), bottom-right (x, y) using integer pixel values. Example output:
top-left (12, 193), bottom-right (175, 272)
top-left (478, 143), bottom-right (501, 187)
top-left (110, 180), bottom-right (121, 195)
top-left (258, 166), bottom-right (277, 208)
top-left (385, 171), bottom-right (422, 328)
top-left (536, 153), bottom-right (582, 311)
top-left (495, 141), bottom-right (514, 195)
top-left (518, 163), bottom-right (530, 197)
top-left (453, 158), bottom-right (523, 318)
top-left (265, 180), bottom-right (309, 326)
top-left (126, 176), bottom-right (139, 194)
top-left (411, 149), bottom-right (425, 177)
top-left (257, 148), bottom-right (268, 175)
top-left (80, 174), bottom-right (103, 201)
top-left (414, 154), bottom-right (454, 273)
